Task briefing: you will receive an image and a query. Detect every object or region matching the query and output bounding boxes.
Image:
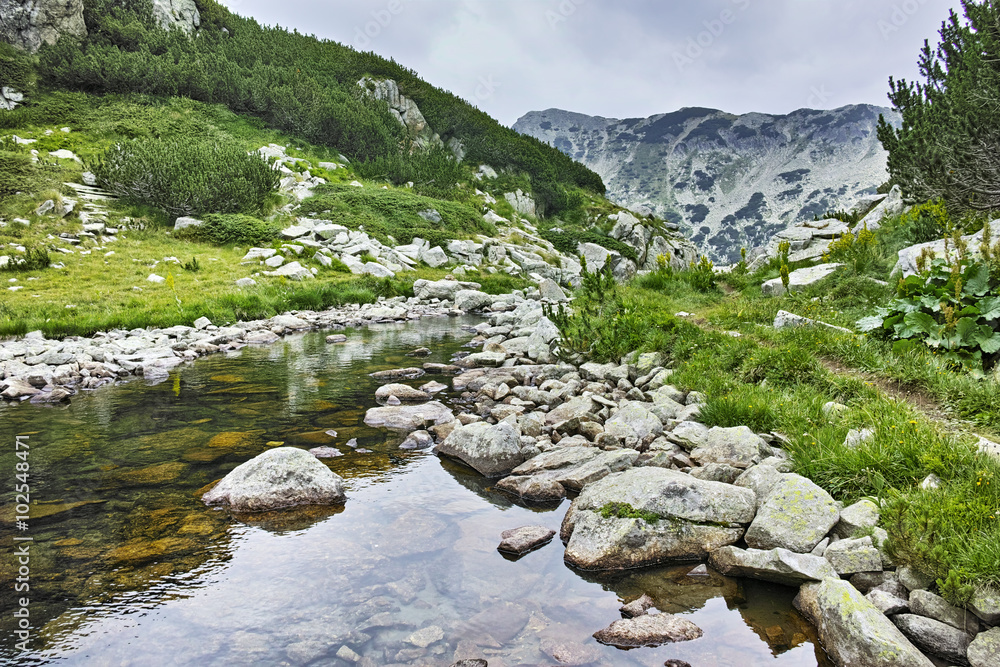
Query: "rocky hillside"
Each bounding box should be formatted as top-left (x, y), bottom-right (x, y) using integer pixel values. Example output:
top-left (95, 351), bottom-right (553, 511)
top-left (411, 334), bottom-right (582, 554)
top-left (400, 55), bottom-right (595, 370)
top-left (515, 105), bottom-right (901, 263)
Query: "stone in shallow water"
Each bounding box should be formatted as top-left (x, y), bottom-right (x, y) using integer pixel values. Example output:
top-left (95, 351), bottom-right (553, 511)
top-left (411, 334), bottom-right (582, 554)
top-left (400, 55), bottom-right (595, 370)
top-left (593, 613), bottom-right (703, 648)
top-left (561, 467), bottom-right (755, 570)
top-left (407, 625), bottom-right (444, 648)
top-left (495, 474), bottom-right (566, 502)
top-left (539, 637), bottom-right (601, 666)
top-left (202, 447), bottom-right (346, 511)
top-left (709, 546), bottom-right (838, 586)
top-left (375, 383), bottom-right (429, 402)
top-left (435, 420), bottom-right (523, 477)
top-left (364, 401), bottom-right (454, 431)
top-left (497, 525), bottom-right (556, 556)
top-left (370, 367), bottom-right (425, 380)
top-left (309, 446), bottom-right (343, 459)
top-left (400, 430), bottom-right (434, 450)
top-left (620, 593), bottom-right (655, 618)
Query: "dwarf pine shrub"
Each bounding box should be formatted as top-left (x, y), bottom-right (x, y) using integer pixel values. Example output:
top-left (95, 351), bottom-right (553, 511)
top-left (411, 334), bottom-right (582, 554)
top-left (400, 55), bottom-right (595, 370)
top-left (93, 137), bottom-right (279, 218)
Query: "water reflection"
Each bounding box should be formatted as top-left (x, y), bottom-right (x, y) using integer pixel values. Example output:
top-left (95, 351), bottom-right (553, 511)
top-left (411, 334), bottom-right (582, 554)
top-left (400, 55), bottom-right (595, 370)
top-left (1, 316), bottom-right (830, 666)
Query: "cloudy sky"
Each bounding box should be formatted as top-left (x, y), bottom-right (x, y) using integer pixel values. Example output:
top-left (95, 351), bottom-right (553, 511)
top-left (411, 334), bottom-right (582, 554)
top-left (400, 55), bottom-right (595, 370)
top-left (220, 0), bottom-right (962, 126)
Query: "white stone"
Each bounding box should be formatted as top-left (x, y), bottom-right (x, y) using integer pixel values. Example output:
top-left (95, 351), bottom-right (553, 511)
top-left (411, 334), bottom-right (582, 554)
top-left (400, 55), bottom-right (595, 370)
top-left (762, 263), bottom-right (843, 297)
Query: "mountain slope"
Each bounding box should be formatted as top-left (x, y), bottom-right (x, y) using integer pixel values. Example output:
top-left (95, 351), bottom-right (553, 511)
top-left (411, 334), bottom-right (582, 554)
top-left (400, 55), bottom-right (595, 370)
top-left (515, 105), bottom-right (901, 262)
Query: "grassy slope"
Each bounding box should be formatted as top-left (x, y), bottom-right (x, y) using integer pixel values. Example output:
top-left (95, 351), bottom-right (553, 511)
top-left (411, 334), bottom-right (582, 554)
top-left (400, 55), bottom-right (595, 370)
top-left (0, 93), bottom-right (537, 336)
top-left (555, 215), bottom-right (1000, 601)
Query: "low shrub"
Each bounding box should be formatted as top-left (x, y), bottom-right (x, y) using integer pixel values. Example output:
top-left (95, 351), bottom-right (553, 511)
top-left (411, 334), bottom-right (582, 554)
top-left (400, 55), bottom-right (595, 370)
top-left (0, 246), bottom-right (50, 271)
top-left (824, 225), bottom-right (881, 273)
top-left (898, 199), bottom-right (950, 246)
top-left (539, 228), bottom-right (639, 263)
top-left (0, 150), bottom-right (38, 201)
top-left (183, 214), bottom-right (279, 246)
top-left (93, 137), bottom-right (279, 218)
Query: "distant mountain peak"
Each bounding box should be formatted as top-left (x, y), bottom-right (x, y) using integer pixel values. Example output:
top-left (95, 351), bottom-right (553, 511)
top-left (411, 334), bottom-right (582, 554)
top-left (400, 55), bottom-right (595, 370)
top-left (515, 104), bottom-right (900, 262)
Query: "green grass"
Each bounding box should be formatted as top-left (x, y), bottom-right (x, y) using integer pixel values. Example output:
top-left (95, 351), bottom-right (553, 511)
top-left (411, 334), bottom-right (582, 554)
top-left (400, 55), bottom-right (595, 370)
top-left (548, 247), bottom-right (1000, 597)
top-left (599, 502), bottom-right (663, 523)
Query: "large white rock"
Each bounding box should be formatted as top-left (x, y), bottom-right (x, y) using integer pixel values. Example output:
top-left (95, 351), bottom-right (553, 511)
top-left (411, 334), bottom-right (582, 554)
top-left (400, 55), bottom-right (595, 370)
top-left (201, 447), bottom-right (346, 512)
top-left (413, 279), bottom-right (481, 301)
top-left (435, 421), bottom-right (523, 478)
top-left (857, 184), bottom-right (906, 233)
top-left (893, 223), bottom-right (1000, 277)
top-left (561, 467), bottom-right (755, 570)
top-left (762, 263), bottom-right (843, 297)
top-left (363, 401), bottom-right (454, 431)
top-left (744, 473), bottom-right (840, 553)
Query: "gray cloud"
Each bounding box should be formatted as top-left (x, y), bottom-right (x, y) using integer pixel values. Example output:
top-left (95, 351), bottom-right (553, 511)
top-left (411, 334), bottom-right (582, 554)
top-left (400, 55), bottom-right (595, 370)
top-left (221, 0), bottom-right (962, 125)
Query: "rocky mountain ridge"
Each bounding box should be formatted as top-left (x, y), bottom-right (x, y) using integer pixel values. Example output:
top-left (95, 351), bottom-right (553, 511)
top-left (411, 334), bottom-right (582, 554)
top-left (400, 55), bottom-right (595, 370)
top-left (515, 105), bottom-right (901, 263)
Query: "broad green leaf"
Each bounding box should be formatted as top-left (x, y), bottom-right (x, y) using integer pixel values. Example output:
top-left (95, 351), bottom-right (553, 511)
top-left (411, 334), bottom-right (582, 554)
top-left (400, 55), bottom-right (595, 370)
top-left (976, 330), bottom-right (1000, 354)
top-left (978, 296), bottom-right (1000, 321)
top-left (857, 316), bottom-right (885, 332)
top-left (902, 311), bottom-right (937, 336)
top-left (964, 263), bottom-right (991, 296)
top-left (955, 317), bottom-right (979, 345)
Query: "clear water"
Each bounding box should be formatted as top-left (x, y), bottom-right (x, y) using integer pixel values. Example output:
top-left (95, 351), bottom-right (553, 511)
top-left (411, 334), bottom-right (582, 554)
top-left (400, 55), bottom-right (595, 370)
top-left (1, 316), bottom-right (832, 666)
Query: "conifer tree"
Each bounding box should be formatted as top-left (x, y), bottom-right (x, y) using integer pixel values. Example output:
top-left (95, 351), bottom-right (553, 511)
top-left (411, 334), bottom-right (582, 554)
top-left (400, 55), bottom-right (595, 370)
top-left (878, 1), bottom-right (1000, 213)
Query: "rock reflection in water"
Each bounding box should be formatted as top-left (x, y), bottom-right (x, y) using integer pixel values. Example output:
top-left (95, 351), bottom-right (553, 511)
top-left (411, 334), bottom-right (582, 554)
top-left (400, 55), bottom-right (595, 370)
top-left (1, 317), bottom-right (827, 666)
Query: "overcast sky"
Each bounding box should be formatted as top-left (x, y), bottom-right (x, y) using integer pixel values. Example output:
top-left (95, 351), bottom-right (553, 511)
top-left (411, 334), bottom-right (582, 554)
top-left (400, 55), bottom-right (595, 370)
top-left (219, 0), bottom-right (963, 126)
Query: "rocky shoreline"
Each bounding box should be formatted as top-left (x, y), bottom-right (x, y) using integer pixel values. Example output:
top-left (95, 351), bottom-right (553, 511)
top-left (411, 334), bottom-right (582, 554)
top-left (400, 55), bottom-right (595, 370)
top-left (343, 280), bottom-right (998, 667)
top-left (0, 278), bottom-right (531, 403)
top-left (6, 277), bottom-right (999, 666)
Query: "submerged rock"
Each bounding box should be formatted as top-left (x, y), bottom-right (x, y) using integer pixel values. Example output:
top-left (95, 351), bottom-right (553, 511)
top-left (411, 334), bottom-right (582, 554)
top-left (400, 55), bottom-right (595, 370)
top-left (202, 447), bottom-right (346, 511)
top-left (593, 613), bottom-right (703, 648)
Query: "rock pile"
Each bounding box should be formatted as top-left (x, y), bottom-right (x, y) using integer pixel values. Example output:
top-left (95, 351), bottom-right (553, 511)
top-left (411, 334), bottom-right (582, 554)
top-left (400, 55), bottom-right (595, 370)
top-left (351, 290), bottom-right (1000, 667)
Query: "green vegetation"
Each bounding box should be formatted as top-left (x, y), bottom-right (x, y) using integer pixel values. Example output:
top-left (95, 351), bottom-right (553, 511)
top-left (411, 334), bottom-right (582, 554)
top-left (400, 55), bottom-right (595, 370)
top-left (878, 1), bottom-right (1000, 213)
top-left (599, 502), bottom-right (663, 523)
top-left (182, 213), bottom-right (280, 246)
top-left (297, 184), bottom-right (493, 246)
top-left (539, 227), bottom-right (639, 263)
top-left (860, 253), bottom-right (1000, 373)
top-left (35, 0), bottom-right (603, 215)
top-left (545, 196), bottom-right (1000, 595)
top-left (93, 137), bottom-right (279, 218)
